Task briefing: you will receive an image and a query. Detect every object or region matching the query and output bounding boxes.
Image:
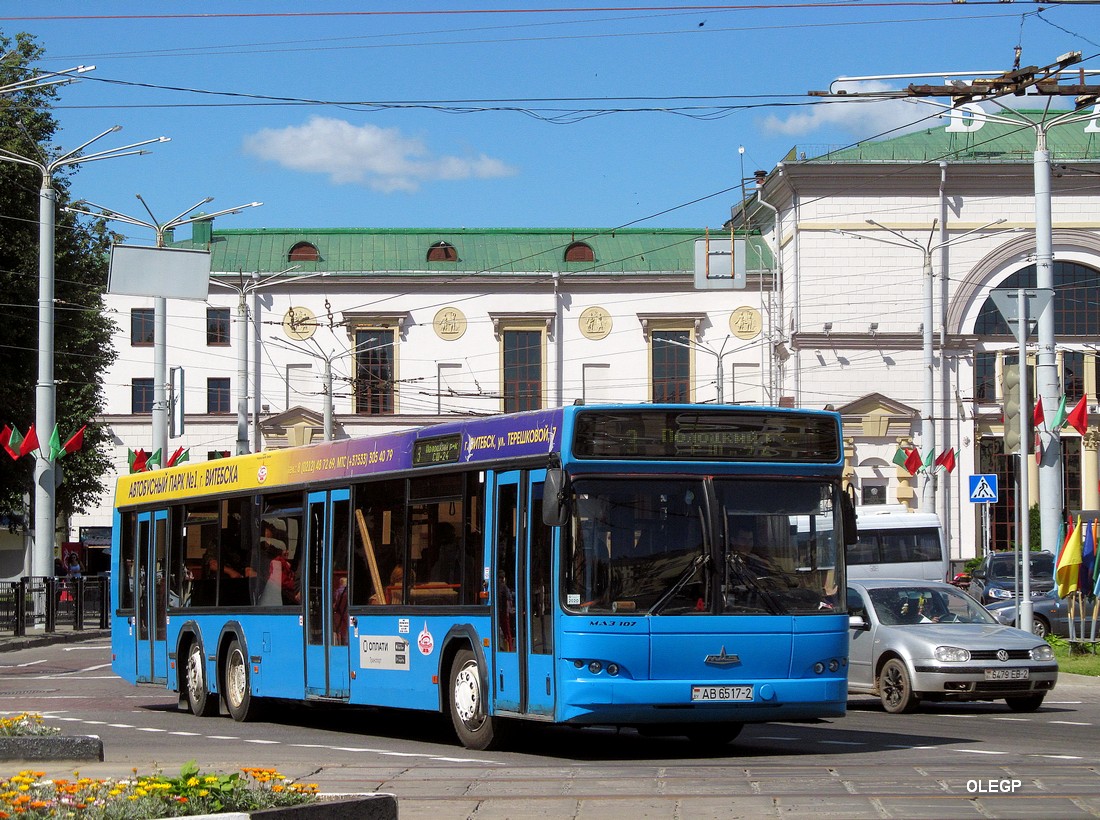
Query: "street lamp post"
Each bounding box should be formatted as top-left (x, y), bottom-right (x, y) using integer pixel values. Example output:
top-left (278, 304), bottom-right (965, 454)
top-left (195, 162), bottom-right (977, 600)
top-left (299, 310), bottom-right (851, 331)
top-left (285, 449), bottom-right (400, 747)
top-left (663, 334), bottom-right (747, 404)
top-left (0, 126), bottom-right (167, 579)
top-left (834, 219), bottom-right (1016, 513)
top-left (68, 197), bottom-right (262, 463)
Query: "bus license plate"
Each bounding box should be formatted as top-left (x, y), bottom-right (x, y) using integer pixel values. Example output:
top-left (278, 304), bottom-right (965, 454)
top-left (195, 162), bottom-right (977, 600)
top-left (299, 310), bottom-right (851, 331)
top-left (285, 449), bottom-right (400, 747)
top-left (985, 668), bottom-right (1029, 681)
top-left (691, 685), bottom-right (753, 702)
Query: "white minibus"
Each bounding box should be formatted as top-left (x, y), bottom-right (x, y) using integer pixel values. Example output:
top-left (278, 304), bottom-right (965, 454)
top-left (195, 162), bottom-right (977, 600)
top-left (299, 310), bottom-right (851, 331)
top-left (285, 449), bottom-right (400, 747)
top-left (847, 505), bottom-right (948, 582)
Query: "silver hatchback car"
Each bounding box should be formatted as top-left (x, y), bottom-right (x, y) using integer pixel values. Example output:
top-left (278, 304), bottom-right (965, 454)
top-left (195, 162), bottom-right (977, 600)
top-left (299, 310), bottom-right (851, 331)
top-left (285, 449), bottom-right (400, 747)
top-left (847, 579), bottom-right (1058, 714)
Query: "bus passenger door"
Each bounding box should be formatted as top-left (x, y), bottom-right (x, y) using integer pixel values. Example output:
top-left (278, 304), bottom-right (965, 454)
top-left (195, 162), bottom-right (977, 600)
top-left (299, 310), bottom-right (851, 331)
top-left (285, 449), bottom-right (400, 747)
top-left (492, 470), bottom-right (555, 717)
top-left (304, 489), bottom-right (351, 699)
top-left (134, 509), bottom-right (169, 683)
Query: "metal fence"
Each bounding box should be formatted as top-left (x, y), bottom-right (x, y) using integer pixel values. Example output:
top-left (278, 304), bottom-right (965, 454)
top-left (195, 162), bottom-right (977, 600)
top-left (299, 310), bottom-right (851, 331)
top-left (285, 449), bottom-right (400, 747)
top-left (0, 575), bottom-right (110, 636)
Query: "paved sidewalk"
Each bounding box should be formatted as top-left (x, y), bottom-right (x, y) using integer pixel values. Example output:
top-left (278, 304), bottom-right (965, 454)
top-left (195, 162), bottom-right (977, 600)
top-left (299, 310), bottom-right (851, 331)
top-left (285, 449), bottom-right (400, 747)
top-left (0, 627), bottom-right (109, 653)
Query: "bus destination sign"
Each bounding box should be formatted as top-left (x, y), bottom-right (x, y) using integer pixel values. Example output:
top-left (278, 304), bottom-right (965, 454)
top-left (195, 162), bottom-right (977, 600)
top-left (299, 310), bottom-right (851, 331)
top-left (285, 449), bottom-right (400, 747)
top-left (572, 410), bottom-right (840, 463)
top-left (412, 434), bottom-right (462, 467)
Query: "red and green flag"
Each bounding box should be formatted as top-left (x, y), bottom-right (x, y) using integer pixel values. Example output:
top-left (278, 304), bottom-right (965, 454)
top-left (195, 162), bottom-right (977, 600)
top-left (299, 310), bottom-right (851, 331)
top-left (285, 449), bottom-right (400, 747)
top-left (47, 425), bottom-right (63, 461)
top-left (128, 448), bottom-right (149, 473)
top-left (0, 426), bottom-right (17, 460)
top-left (1066, 395), bottom-right (1088, 436)
top-left (18, 425), bottom-right (38, 458)
top-left (904, 448), bottom-right (922, 476)
top-left (166, 446), bottom-right (190, 468)
top-left (934, 447), bottom-right (956, 473)
top-left (922, 449), bottom-right (934, 472)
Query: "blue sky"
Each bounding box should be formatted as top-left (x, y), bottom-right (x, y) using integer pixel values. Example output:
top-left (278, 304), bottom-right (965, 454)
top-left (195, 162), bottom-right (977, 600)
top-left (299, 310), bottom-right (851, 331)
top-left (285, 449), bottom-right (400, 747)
top-left (5, 2), bottom-right (1098, 242)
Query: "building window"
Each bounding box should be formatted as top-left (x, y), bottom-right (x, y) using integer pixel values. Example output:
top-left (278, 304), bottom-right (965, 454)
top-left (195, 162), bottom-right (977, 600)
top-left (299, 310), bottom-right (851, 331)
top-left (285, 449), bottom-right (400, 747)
top-left (564, 241), bottom-right (594, 263)
top-left (132, 378), bottom-right (154, 414)
top-left (427, 241), bottom-right (457, 262)
top-left (288, 242), bottom-right (320, 263)
top-left (503, 329), bottom-right (542, 412)
top-left (354, 328), bottom-right (395, 415)
top-left (1063, 350), bottom-right (1085, 400)
top-left (974, 351), bottom-right (997, 403)
top-left (651, 329), bottom-right (691, 403)
top-left (206, 307), bottom-right (231, 346)
top-left (207, 377), bottom-right (231, 414)
top-left (131, 308), bottom-right (154, 347)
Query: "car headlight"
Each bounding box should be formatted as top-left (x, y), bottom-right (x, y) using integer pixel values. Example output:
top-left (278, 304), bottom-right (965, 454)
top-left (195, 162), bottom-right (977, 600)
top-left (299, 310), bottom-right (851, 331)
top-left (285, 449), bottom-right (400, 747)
top-left (987, 588), bottom-right (1012, 600)
top-left (1030, 644), bottom-right (1054, 661)
top-left (934, 646), bottom-right (971, 662)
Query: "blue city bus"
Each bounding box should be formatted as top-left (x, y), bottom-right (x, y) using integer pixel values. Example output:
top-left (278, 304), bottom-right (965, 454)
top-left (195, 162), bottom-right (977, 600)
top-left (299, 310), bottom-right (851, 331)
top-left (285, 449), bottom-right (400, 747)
top-left (111, 404), bottom-right (855, 750)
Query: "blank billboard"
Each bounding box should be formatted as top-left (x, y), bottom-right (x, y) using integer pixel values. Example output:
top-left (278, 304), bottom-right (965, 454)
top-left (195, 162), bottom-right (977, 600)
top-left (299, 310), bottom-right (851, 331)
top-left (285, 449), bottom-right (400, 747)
top-left (108, 244), bottom-right (212, 300)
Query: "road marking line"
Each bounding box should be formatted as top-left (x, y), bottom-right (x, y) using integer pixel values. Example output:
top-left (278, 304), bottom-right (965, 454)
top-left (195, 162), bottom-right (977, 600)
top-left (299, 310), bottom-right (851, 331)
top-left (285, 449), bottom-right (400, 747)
top-left (206, 736), bottom-right (239, 740)
top-left (957, 749), bottom-right (1007, 755)
top-left (107, 724), bottom-right (134, 728)
top-left (1049, 720), bottom-right (1091, 726)
top-left (135, 727), bottom-right (166, 732)
top-left (169, 731), bottom-right (202, 736)
top-left (1031, 754), bottom-right (1082, 759)
top-left (244, 739), bottom-right (280, 744)
top-left (819, 740), bottom-right (864, 746)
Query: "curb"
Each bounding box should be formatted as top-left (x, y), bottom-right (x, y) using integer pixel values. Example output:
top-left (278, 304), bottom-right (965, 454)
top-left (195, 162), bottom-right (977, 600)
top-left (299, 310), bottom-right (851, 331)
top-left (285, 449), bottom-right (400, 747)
top-left (182, 795), bottom-right (398, 820)
top-left (0, 735), bottom-right (104, 762)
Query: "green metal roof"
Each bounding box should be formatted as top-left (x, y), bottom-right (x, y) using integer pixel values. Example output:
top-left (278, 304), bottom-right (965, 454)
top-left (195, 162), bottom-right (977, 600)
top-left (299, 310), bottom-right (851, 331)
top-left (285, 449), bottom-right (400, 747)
top-left (791, 109), bottom-right (1100, 164)
top-left (173, 227), bottom-right (772, 275)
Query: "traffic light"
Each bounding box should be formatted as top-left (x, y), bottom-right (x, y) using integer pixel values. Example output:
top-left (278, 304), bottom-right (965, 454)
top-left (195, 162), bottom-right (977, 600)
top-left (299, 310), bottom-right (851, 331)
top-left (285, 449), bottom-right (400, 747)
top-left (1002, 363), bottom-right (1030, 454)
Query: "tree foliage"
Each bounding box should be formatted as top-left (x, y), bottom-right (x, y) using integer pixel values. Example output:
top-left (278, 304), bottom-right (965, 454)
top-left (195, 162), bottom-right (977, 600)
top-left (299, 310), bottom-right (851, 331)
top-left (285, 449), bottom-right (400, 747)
top-left (0, 32), bottom-right (119, 530)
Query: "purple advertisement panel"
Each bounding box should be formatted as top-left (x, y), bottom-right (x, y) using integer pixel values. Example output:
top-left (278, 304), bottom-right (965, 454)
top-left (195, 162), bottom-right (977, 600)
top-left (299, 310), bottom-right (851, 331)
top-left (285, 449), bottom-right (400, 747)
top-left (457, 408), bottom-right (563, 465)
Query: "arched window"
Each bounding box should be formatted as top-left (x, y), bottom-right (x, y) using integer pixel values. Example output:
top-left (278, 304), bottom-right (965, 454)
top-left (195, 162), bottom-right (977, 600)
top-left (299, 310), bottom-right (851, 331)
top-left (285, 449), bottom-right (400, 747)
top-left (288, 242), bottom-right (320, 263)
top-left (975, 261), bottom-right (1100, 336)
top-left (564, 241), bottom-right (594, 263)
top-left (427, 241), bottom-right (458, 262)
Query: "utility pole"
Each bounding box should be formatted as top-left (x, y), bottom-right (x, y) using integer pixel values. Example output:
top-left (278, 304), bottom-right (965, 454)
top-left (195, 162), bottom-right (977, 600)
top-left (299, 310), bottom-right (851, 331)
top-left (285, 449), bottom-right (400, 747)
top-left (810, 53), bottom-right (1100, 562)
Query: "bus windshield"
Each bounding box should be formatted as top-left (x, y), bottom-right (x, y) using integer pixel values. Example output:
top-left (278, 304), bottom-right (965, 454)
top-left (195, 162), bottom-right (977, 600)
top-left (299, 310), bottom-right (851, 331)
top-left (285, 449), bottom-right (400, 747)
top-left (563, 477), bottom-right (841, 616)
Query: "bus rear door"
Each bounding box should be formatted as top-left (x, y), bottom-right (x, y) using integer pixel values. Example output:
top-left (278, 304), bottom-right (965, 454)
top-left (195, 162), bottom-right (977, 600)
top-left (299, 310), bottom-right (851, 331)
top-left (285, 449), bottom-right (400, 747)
top-left (134, 509), bottom-right (168, 683)
top-left (304, 489), bottom-right (351, 699)
top-left (493, 470), bottom-right (555, 718)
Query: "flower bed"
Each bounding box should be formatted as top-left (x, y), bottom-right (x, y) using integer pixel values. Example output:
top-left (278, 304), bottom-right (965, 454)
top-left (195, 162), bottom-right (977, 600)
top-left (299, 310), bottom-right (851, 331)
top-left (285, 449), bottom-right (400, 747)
top-left (0, 762), bottom-right (322, 818)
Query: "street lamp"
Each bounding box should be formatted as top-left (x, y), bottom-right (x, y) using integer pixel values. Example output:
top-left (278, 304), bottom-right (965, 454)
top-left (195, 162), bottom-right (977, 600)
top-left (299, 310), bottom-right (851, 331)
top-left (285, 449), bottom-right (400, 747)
top-left (0, 125), bottom-right (167, 579)
top-left (834, 219), bottom-right (1018, 512)
top-left (208, 267), bottom-right (331, 454)
top-left (67, 197), bottom-right (262, 462)
top-left (662, 334), bottom-right (750, 404)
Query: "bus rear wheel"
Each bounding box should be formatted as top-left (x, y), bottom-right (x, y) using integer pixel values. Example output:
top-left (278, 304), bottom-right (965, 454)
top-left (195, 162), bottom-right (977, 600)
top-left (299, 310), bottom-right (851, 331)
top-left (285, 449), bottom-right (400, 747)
top-left (448, 649), bottom-right (504, 750)
top-left (223, 639), bottom-right (260, 722)
top-left (185, 640), bottom-right (217, 717)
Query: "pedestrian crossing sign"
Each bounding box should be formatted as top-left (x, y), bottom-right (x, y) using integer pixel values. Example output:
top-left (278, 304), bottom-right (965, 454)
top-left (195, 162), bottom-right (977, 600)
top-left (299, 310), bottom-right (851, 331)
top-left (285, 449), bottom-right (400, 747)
top-left (968, 474), bottom-right (998, 503)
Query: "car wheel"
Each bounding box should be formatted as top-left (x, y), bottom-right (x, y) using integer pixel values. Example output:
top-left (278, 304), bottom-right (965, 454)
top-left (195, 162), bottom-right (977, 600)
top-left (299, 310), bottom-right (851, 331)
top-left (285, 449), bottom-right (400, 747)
top-left (184, 640), bottom-right (218, 717)
top-left (1006, 694), bottom-right (1046, 712)
top-left (878, 658), bottom-right (920, 714)
top-left (1031, 616), bottom-right (1049, 639)
top-left (449, 648), bottom-right (506, 750)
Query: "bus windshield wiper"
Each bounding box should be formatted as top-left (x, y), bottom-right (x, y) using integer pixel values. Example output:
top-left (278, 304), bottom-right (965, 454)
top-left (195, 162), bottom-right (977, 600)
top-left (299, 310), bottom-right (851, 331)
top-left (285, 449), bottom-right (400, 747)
top-left (650, 552), bottom-right (709, 616)
top-left (725, 551), bottom-right (785, 615)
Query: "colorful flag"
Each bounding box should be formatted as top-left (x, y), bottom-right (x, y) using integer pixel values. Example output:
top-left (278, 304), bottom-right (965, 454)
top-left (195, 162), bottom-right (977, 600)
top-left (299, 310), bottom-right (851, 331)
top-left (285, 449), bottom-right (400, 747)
top-left (18, 425), bottom-right (38, 458)
top-left (166, 446), bottom-right (190, 468)
top-left (128, 448), bottom-right (149, 473)
top-left (1066, 395), bottom-right (1088, 436)
top-left (6, 427), bottom-right (23, 460)
top-left (1033, 398), bottom-right (1045, 430)
top-left (922, 449), bottom-right (934, 472)
top-left (1050, 395), bottom-right (1068, 431)
top-left (1056, 515), bottom-right (1083, 598)
top-left (47, 424), bottom-right (63, 461)
top-left (149, 448), bottom-right (162, 467)
top-left (0, 426), bottom-right (16, 460)
top-left (1093, 521), bottom-right (1100, 598)
top-left (891, 448), bottom-right (909, 470)
top-left (62, 425), bottom-right (86, 456)
top-left (934, 447), bottom-right (956, 473)
top-left (904, 448), bottom-right (922, 476)
top-left (1081, 517), bottom-right (1096, 593)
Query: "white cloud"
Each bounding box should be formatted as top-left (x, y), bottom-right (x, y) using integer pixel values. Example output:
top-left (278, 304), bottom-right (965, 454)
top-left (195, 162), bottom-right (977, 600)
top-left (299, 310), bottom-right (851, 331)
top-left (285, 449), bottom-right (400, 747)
top-left (243, 116), bottom-right (517, 193)
top-left (760, 80), bottom-right (952, 141)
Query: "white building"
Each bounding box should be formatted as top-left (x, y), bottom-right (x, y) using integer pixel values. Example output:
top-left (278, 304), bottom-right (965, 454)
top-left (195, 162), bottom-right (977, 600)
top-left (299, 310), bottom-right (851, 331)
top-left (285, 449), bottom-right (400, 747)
top-left (59, 107), bottom-right (1100, 575)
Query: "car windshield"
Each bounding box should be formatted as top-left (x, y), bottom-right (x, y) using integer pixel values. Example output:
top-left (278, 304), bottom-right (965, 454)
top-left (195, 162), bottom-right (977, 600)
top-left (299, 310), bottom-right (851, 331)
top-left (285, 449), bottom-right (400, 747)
top-left (867, 585), bottom-right (996, 625)
top-left (988, 553), bottom-right (1055, 581)
top-left (562, 476), bottom-right (842, 615)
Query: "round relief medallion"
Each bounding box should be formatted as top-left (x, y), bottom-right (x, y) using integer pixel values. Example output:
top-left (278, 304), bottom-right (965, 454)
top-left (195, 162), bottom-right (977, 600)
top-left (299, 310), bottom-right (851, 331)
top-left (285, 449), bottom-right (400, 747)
top-left (579, 306), bottom-right (612, 340)
top-left (433, 307), bottom-right (467, 340)
top-left (729, 306), bottom-right (762, 340)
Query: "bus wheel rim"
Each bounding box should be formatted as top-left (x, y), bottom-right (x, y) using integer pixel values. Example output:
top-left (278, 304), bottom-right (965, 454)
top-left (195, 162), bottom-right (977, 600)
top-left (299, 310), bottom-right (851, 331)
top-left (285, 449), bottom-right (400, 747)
top-left (454, 662), bottom-right (482, 727)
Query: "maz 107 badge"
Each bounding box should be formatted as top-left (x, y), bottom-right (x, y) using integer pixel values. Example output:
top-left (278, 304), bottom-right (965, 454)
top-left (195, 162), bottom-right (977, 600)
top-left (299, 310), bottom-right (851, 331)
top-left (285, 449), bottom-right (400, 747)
top-left (359, 636), bottom-right (409, 671)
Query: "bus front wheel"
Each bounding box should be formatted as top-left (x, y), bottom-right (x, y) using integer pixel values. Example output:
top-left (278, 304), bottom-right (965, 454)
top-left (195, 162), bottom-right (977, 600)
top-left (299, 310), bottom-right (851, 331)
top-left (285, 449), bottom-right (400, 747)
top-left (185, 640), bottom-right (217, 717)
top-left (223, 639), bottom-right (260, 722)
top-left (448, 649), bottom-right (504, 750)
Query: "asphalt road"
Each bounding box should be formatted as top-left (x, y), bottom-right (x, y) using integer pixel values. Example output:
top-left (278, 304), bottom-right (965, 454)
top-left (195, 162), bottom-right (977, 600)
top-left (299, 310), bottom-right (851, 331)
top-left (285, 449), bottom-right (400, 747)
top-left (3, 631), bottom-right (1100, 819)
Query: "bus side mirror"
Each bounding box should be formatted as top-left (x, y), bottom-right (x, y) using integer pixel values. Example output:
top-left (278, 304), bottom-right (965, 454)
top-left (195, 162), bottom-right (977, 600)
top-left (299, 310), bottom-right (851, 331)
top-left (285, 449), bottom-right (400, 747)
top-left (543, 468), bottom-right (568, 527)
top-left (841, 489), bottom-right (858, 546)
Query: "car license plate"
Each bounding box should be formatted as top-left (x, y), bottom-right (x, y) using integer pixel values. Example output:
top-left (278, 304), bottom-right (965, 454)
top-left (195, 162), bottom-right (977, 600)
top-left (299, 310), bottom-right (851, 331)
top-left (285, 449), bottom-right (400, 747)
top-left (985, 668), bottom-right (1029, 681)
top-left (691, 685), bottom-right (753, 702)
